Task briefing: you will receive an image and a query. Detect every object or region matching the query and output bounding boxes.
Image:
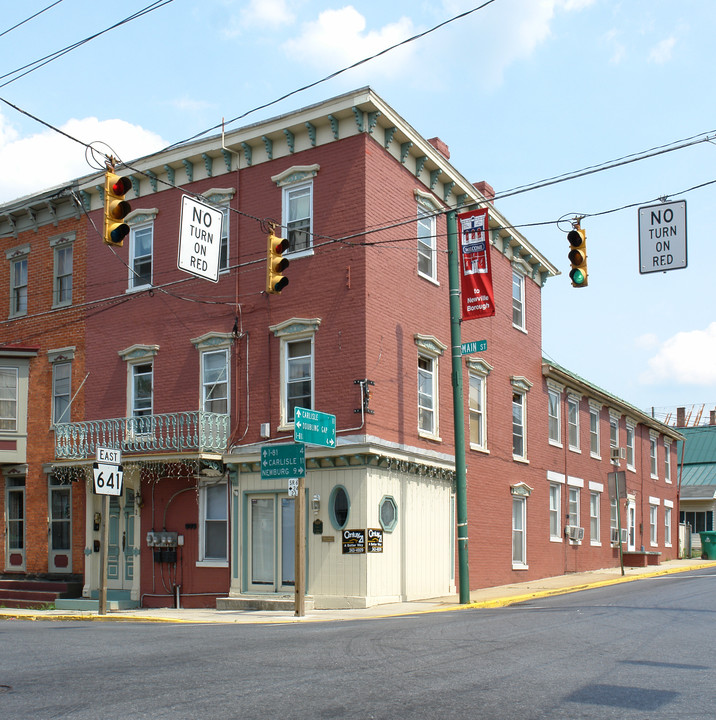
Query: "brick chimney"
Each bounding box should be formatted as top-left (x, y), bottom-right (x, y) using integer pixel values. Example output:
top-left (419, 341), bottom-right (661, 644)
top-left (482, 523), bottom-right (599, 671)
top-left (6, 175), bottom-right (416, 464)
top-left (677, 407), bottom-right (685, 427)
top-left (427, 137), bottom-right (450, 159)
top-left (474, 181), bottom-right (495, 202)
top-left (710, 410), bottom-right (716, 426)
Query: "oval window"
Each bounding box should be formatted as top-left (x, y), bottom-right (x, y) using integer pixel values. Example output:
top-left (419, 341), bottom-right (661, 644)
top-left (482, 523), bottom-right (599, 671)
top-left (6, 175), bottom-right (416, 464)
top-left (329, 485), bottom-right (350, 530)
top-left (379, 496), bottom-right (398, 532)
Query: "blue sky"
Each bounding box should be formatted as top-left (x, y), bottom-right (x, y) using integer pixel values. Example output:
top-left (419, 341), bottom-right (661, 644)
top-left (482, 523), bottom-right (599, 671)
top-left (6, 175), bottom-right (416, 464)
top-left (2, 0), bottom-right (715, 423)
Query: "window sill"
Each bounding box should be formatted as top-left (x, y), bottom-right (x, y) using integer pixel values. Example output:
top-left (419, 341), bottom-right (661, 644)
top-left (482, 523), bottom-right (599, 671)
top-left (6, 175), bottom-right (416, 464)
top-left (512, 563), bottom-right (529, 571)
top-left (590, 541), bottom-right (601, 547)
top-left (196, 560), bottom-right (228, 568)
top-left (512, 456), bottom-right (529, 465)
top-left (417, 271), bottom-right (439, 287)
top-left (549, 536), bottom-right (563, 543)
top-left (286, 248), bottom-right (314, 260)
top-left (469, 443), bottom-right (489, 454)
top-left (419, 430), bottom-right (442, 443)
top-left (512, 324), bottom-right (528, 335)
top-left (126, 284), bottom-right (152, 294)
top-left (548, 439), bottom-right (562, 448)
top-left (568, 446), bottom-right (581, 454)
top-left (590, 453), bottom-right (601, 460)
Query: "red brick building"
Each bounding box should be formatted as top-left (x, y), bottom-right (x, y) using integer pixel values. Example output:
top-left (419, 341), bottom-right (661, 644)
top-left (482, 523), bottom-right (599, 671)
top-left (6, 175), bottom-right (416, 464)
top-left (1, 88), bottom-right (682, 609)
top-left (0, 185), bottom-right (87, 601)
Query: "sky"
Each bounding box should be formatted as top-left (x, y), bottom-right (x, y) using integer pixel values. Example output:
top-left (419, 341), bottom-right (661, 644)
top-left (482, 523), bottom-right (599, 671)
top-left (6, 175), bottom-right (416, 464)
top-left (1, 0), bottom-right (715, 425)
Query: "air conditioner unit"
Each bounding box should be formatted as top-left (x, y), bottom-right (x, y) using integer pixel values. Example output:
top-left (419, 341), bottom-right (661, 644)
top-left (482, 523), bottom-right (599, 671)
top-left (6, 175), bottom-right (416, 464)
top-left (610, 527), bottom-right (620, 544)
top-left (566, 525), bottom-right (585, 541)
top-left (621, 528), bottom-right (628, 543)
top-left (610, 446), bottom-right (626, 462)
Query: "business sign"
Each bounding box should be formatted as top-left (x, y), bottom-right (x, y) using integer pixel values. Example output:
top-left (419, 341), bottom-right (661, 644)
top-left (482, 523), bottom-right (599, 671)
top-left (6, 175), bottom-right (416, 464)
top-left (261, 443), bottom-right (306, 479)
top-left (294, 407), bottom-right (336, 448)
top-left (177, 195), bottom-right (223, 282)
top-left (457, 208), bottom-right (495, 320)
top-left (342, 529), bottom-right (366, 554)
top-left (367, 528), bottom-right (383, 553)
top-left (638, 200), bottom-right (687, 274)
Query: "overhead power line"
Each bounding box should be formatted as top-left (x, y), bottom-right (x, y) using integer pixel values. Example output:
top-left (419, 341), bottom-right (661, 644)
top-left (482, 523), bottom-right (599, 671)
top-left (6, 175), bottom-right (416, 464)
top-left (0, 0), bottom-right (64, 39)
top-left (0, 0), bottom-right (174, 89)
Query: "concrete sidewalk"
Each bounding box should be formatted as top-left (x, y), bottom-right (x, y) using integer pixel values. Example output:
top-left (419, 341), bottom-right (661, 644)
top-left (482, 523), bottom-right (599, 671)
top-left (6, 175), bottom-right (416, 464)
top-left (2, 558), bottom-right (714, 625)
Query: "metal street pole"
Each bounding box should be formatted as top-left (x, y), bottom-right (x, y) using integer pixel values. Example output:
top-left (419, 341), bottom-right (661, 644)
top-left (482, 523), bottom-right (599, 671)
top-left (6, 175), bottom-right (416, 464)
top-left (294, 476), bottom-right (306, 617)
top-left (447, 209), bottom-right (470, 603)
top-left (98, 494), bottom-right (109, 615)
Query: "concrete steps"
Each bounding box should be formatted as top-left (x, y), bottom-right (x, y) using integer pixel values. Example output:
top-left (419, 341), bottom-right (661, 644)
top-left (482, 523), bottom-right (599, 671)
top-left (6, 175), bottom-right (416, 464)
top-left (216, 594), bottom-right (314, 612)
top-left (0, 578), bottom-right (83, 609)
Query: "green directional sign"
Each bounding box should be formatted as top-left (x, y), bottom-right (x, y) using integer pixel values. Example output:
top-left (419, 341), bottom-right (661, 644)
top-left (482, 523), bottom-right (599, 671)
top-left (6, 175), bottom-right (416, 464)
top-left (461, 339), bottom-right (487, 355)
top-left (261, 443), bottom-right (306, 480)
top-left (294, 407), bottom-right (336, 448)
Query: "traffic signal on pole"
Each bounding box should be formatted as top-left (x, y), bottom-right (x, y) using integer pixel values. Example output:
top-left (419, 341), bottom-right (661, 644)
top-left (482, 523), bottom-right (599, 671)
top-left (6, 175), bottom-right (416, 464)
top-left (103, 170), bottom-right (132, 246)
top-left (567, 224), bottom-right (588, 288)
top-left (266, 232), bottom-right (289, 294)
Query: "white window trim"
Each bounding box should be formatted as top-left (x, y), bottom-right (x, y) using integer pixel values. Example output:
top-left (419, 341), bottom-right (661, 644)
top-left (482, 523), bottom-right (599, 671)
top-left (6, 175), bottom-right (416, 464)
top-left (590, 491), bottom-right (601, 546)
top-left (415, 334), bottom-right (447, 442)
top-left (118, 344), bottom-right (159, 419)
top-left (511, 376), bottom-right (532, 462)
top-left (49, 347), bottom-right (75, 426)
top-left (625, 420), bottom-right (636, 472)
top-left (197, 479), bottom-right (229, 567)
top-left (589, 402), bottom-right (602, 459)
top-left (415, 191), bottom-right (440, 285)
top-left (547, 382), bottom-right (562, 447)
top-left (512, 269), bottom-right (526, 332)
top-left (191, 332), bottom-right (233, 415)
top-left (270, 318), bottom-right (321, 431)
top-left (549, 483), bottom-right (562, 543)
top-left (50, 233), bottom-right (75, 308)
top-left (664, 505), bottom-right (673, 547)
top-left (567, 393), bottom-right (581, 453)
top-left (466, 357), bottom-right (492, 453)
top-left (567, 485), bottom-right (581, 544)
top-left (649, 431), bottom-right (659, 479)
top-left (664, 438), bottom-right (672, 484)
top-left (7, 244), bottom-right (30, 318)
top-left (649, 503), bottom-right (659, 547)
top-left (272, 166), bottom-right (320, 259)
top-left (511, 489), bottom-right (529, 570)
top-left (125, 210), bottom-right (158, 292)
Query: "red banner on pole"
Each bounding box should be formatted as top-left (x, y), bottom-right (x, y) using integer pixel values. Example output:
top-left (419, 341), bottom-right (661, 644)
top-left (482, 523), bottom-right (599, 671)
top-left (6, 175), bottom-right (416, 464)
top-left (457, 208), bottom-right (495, 320)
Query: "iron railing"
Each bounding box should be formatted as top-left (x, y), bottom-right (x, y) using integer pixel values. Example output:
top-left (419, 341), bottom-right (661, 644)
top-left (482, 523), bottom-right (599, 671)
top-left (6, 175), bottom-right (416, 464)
top-left (54, 411), bottom-right (229, 460)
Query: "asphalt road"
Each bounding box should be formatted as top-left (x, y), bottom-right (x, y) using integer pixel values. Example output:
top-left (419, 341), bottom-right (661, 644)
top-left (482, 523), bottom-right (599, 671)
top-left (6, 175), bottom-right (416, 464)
top-left (2, 568), bottom-right (715, 719)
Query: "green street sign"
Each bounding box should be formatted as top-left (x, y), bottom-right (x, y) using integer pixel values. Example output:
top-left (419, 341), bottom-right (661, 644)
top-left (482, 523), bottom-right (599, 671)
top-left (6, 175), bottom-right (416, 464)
top-left (461, 340), bottom-right (487, 355)
top-left (261, 443), bottom-right (306, 479)
top-left (294, 407), bottom-right (336, 448)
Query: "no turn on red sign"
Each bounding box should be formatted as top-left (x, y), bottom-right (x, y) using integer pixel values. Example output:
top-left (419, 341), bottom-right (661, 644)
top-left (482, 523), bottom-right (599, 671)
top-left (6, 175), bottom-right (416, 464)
top-left (638, 200), bottom-right (687, 274)
top-left (177, 195), bottom-right (224, 282)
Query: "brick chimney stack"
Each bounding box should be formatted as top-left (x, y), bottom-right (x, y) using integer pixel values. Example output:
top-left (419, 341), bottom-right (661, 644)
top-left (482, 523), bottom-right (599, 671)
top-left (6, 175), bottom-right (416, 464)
top-left (473, 181), bottom-right (495, 202)
top-left (427, 137), bottom-right (450, 159)
top-left (677, 407), bottom-right (685, 427)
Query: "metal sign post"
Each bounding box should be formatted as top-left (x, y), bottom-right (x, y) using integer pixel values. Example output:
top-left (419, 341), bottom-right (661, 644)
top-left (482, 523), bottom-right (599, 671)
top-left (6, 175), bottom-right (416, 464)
top-left (94, 447), bottom-right (122, 615)
top-left (294, 475), bottom-right (306, 617)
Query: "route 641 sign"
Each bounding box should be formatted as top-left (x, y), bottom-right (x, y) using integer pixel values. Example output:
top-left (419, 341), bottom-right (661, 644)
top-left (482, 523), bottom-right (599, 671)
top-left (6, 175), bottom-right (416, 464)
top-left (93, 462), bottom-right (124, 496)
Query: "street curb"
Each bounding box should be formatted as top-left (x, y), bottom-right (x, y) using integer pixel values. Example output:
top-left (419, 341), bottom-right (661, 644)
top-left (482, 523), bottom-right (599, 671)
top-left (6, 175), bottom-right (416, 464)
top-left (1, 561), bottom-right (714, 624)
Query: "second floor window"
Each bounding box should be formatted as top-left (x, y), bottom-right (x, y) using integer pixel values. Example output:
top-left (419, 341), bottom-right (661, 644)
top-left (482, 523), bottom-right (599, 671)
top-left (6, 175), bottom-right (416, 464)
top-left (0, 367), bottom-right (18, 431)
top-left (512, 271), bottom-right (525, 330)
top-left (512, 392), bottom-right (526, 459)
top-left (418, 355), bottom-right (436, 436)
top-left (130, 225), bottom-right (153, 289)
top-left (589, 406), bottom-right (600, 456)
top-left (548, 388), bottom-right (561, 444)
top-left (567, 396), bottom-right (580, 450)
top-left (132, 363), bottom-right (153, 417)
top-left (286, 339), bottom-right (312, 420)
top-left (202, 350), bottom-right (228, 414)
top-left (52, 362), bottom-right (71, 424)
top-left (417, 205), bottom-right (436, 281)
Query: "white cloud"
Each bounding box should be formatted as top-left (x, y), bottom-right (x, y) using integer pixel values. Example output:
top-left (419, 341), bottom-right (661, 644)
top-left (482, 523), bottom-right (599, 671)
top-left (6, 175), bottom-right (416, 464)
top-left (640, 322), bottom-right (716, 386)
top-left (648, 36), bottom-right (676, 64)
top-left (0, 113), bottom-right (165, 205)
top-left (224, 0), bottom-right (295, 36)
top-left (282, 6), bottom-right (417, 77)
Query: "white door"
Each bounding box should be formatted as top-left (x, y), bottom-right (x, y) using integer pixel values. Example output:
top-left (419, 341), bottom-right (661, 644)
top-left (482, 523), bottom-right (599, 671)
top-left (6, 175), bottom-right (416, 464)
top-left (627, 501), bottom-right (636, 551)
top-left (248, 495), bottom-right (295, 592)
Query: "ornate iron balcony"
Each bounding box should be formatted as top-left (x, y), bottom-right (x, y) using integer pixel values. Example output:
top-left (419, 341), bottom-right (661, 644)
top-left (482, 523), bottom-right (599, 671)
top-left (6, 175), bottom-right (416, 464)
top-left (54, 411), bottom-right (230, 460)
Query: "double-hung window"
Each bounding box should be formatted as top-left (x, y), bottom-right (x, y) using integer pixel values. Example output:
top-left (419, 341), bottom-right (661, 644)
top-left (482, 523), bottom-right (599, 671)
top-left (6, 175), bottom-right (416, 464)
top-left (132, 363), bottom-right (153, 417)
top-left (549, 484), bottom-right (561, 540)
top-left (202, 350), bottom-right (228, 414)
top-left (650, 503), bottom-right (658, 545)
top-left (119, 344), bottom-right (159, 435)
top-left (590, 491), bottom-right (600, 544)
top-left (415, 334), bottom-right (446, 440)
top-left (512, 497), bottom-right (526, 567)
top-left (417, 205), bottom-right (436, 281)
top-left (626, 421), bottom-right (635, 469)
top-left (11, 257), bottom-right (28, 317)
top-left (589, 404), bottom-right (601, 458)
top-left (0, 367), bottom-right (18, 431)
top-left (270, 318), bottom-right (320, 428)
top-left (664, 503), bottom-right (673, 546)
top-left (467, 358), bottom-right (491, 451)
top-left (650, 433), bottom-right (659, 478)
top-left (548, 386), bottom-right (561, 445)
top-left (272, 165), bottom-right (319, 255)
top-left (52, 235), bottom-right (74, 308)
top-left (52, 362), bottom-right (71, 425)
top-left (130, 224), bottom-right (153, 289)
top-left (568, 486), bottom-right (580, 529)
top-left (511, 377), bottom-right (532, 460)
top-left (199, 481), bottom-right (228, 565)
top-left (567, 395), bottom-right (580, 451)
top-left (512, 271), bottom-right (525, 330)
top-left (664, 440), bottom-right (672, 482)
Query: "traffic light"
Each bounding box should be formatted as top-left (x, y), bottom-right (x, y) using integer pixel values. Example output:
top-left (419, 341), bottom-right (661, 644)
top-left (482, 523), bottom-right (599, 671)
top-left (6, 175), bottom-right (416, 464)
top-left (567, 224), bottom-right (588, 288)
top-left (103, 170), bottom-right (132, 246)
top-left (266, 232), bottom-right (290, 294)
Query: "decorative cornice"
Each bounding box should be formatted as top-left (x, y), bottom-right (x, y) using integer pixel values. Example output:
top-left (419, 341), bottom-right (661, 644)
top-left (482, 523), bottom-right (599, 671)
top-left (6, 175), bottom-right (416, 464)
top-left (191, 331), bottom-right (234, 351)
top-left (414, 333), bottom-right (447, 357)
top-left (271, 164), bottom-right (320, 188)
top-left (269, 317), bottom-right (321, 338)
top-left (125, 208), bottom-right (159, 226)
top-left (118, 343), bottom-right (159, 362)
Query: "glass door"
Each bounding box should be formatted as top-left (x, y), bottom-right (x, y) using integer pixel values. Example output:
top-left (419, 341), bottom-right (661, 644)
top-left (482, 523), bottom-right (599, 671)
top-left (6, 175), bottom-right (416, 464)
top-left (107, 488), bottom-right (136, 591)
top-left (5, 478), bottom-right (25, 571)
top-left (48, 478), bottom-right (72, 572)
top-left (627, 501), bottom-right (636, 551)
top-left (248, 495), bottom-right (295, 592)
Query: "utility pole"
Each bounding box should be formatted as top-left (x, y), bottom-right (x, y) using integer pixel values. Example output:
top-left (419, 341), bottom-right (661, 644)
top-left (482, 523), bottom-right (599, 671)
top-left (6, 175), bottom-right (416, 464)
top-left (447, 209), bottom-right (470, 603)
